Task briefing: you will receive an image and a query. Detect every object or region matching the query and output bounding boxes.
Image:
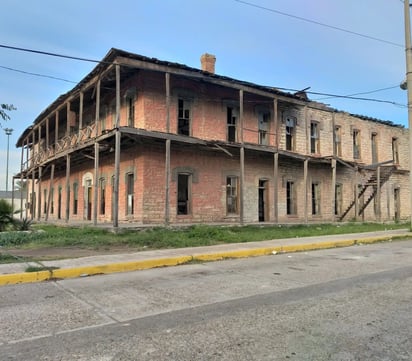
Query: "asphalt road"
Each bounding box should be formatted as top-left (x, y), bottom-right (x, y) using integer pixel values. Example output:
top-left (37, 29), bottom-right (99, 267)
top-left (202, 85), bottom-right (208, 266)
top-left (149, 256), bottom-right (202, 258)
top-left (1, 239), bottom-right (412, 360)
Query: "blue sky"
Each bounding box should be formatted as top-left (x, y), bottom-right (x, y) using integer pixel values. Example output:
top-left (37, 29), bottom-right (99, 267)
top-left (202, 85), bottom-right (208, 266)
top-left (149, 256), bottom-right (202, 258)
top-left (0, 0), bottom-right (408, 190)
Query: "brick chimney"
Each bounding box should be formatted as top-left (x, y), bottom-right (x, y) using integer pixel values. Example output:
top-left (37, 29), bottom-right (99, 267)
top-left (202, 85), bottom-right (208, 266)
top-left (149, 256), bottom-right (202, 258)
top-left (200, 53), bottom-right (216, 73)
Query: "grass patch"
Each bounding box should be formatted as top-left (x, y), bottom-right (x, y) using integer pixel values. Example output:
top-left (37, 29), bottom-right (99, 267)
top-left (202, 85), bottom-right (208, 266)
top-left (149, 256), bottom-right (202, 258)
top-left (25, 265), bottom-right (59, 273)
top-left (0, 222), bottom-right (408, 251)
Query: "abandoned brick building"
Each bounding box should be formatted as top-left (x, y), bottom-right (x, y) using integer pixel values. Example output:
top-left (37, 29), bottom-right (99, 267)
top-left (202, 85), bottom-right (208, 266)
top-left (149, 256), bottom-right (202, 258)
top-left (15, 48), bottom-right (410, 227)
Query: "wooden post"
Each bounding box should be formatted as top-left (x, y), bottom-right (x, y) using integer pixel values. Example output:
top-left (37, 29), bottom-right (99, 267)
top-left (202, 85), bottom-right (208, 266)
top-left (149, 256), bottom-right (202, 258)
top-left (113, 64), bottom-right (121, 229)
top-left (273, 98), bottom-right (278, 147)
top-left (95, 79), bottom-right (101, 136)
top-left (11, 177), bottom-right (15, 215)
top-left (37, 166), bottom-right (42, 221)
top-left (165, 139), bottom-right (171, 225)
top-left (55, 110), bottom-right (59, 149)
top-left (93, 142), bottom-right (99, 225)
top-left (164, 72), bottom-right (171, 225)
top-left (239, 90), bottom-right (244, 224)
top-left (19, 140), bottom-right (25, 220)
top-left (31, 170), bottom-right (35, 220)
top-left (273, 152), bottom-right (279, 223)
top-left (331, 158), bottom-right (337, 221)
top-left (46, 117), bottom-right (49, 150)
top-left (66, 102), bottom-right (71, 136)
top-left (354, 168), bottom-right (359, 221)
top-left (304, 159), bottom-right (308, 224)
top-left (377, 166), bottom-right (381, 222)
top-left (65, 155), bottom-right (70, 222)
top-left (45, 164), bottom-right (55, 222)
top-left (79, 91), bottom-right (84, 133)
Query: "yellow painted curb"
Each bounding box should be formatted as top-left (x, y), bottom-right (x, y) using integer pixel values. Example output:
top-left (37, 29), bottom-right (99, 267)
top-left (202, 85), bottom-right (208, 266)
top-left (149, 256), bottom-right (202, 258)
top-left (0, 234), bottom-right (408, 286)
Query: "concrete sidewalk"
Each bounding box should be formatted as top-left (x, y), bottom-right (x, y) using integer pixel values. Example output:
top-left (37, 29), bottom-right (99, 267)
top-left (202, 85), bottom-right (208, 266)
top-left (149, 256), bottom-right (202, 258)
top-left (1, 229), bottom-right (411, 286)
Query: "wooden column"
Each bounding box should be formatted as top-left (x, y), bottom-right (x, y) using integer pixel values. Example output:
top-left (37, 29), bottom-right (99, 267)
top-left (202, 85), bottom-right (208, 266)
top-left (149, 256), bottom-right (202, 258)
top-left (304, 159), bottom-right (308, 224)
top-left (273, 152), bottom-right (279, 223)
top-left (93, 142), bottom-right (99, 225)
top-left (46, 117), bottom-right (49, 150)
top-left (37, 166), bottom-right (42, 221)
top-left (273, 98), bottom-right (279, 147)
top-left (95, 80), bottom-right (101, 136)
top-left (31, 170), bottom-right (35, 220)
top-left (376, 166), bottom-right (381, 222)
top-left (65, 155), bottom-right (71, 222)
top-left (19, 140), bottom-right (25, 219)
top-left (66, 102), bottom-right (71, 136)
top-left (55, 110), bottom-right (59, 149)
top-left (239, 90), bottom-right (244, 225)
top-left (45, 164), bottom-right (55, 222)
top-left (354, 168), bottom-right (359, 221)
top-left (331, 159), bottom-right (337, 221)
top-left (79, 91), bottom-right (84, 133)
top-left (113, 64), bottom-right (121, 229)
top-left (164, 72), bottom-right (171, 225)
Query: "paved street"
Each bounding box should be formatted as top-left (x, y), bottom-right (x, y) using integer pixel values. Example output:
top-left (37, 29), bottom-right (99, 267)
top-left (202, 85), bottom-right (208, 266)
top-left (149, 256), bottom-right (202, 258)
top-left (1, 239), bottom-right (412, 360)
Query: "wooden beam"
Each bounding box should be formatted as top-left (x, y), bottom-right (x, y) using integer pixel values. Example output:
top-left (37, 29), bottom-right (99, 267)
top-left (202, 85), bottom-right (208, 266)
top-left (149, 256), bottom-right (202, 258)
top-left (79, 91), bottom-right (84, 132)
top-left (115, 64), bottom-right (120, 128)
top-left (95, 79), bottom-right (101, 137)
top-left (113, 131), bottom-right (121, 228)
top-left (93, 142), bottom-right (99, 225)
top-left (239, 89), bottom-right (244, 225)
top-left (37, 166), bottom-right (42, 221)
top-left (166, 72), bottom-right (170, 133)
top-left (331, 158), bottom-right (336, 221)
top-left (376, 166), bottom-right (381, 222)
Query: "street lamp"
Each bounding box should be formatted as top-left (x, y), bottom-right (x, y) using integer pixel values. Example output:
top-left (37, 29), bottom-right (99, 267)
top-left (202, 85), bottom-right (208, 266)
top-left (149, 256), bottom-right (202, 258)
top-left (4, 128), bottom-right (13, 192)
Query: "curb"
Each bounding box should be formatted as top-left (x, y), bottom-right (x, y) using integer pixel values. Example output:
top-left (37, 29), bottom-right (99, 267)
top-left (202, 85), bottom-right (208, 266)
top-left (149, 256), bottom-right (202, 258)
top-left (0, 234), bottom-right (406, 286)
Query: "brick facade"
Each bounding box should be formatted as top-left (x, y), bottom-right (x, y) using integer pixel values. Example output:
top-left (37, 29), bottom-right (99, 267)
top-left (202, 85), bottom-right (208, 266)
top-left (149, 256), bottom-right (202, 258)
top-left (17, 49), bottom-right (410, 227)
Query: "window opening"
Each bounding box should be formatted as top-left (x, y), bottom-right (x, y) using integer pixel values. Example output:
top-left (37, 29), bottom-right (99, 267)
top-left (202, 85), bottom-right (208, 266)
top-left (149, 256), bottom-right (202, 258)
top-left (127, 97), bottom-right (135, 127)
top-left (258, 112), bottom-right (270, 145)
top-left (99, 178), bottom-right (106, 215)
top-left (371, 133), bottom-right (378, 163)
top-left (177, 174), bottom-right (191, 215)
top-left (127, 173), bottom-right (134, 215)
top-left (311, 182), bottom-right (321, 215)
top-left (392, 137), bottom-right (399, 164)
top-left (353, 129), bottom-right (361, 159)
top-left (285, 117), bottom-right (295, 151)
top-left (227, 107), bottom-right (238, 142)
top-left (178, 99), bottom-right (191, 136)
top-left (73, 183), bottom-right (78, 215)
top-left (226, 176), bottom-right (239, 214)
top-left (334, 125), bottom-right (342, 157)
top-left (286, 181), bottom-right (296, 215)
top-left (310, 122), bottom-right (319, 154)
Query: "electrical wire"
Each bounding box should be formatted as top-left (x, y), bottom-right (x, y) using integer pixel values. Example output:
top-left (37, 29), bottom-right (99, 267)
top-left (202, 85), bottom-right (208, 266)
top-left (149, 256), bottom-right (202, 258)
top-left (0, 43), bottom-right (405, 107)
top-left (234, 0), bottom-right (404, 48)
top-left (0, 65), bottom-right (76, 83)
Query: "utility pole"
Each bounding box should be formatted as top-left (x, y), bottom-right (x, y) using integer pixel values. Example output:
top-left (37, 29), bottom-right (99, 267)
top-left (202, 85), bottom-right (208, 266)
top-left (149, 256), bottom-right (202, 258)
top-left (4, 128), bottom-right (13, 192)
top-left (404, 0), bottom-right (412, 227)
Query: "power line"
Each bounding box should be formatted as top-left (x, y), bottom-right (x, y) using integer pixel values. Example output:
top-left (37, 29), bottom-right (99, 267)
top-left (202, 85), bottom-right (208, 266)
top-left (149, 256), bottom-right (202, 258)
top-left (0, 43), bottom-right (405, 107)
top-left (0, 65), bottom-right (76, 83)
top-left (314, 85), bottom-right (401, 100)
top-left (234, 0), bottom-right (404, 48)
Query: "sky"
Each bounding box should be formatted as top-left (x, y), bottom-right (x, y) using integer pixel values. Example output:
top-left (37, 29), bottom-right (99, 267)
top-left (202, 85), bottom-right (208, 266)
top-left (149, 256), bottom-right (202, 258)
top-left (0, 0), bottom-right (409, 191)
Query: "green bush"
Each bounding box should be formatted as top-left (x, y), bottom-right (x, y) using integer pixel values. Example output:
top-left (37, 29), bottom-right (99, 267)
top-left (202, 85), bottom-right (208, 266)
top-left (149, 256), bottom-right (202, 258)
top-left (0, 199), bottom-right (15, 232)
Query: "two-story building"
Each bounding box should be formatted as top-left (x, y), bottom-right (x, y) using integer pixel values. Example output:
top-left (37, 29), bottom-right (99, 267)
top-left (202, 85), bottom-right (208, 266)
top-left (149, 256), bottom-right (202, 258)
top-left (15, 48), bottom-right (410, 227)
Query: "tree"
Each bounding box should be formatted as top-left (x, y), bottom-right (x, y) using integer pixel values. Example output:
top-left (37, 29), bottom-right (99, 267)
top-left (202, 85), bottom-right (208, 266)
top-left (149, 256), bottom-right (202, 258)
top-left (1, 104), bottom-right (16, 123)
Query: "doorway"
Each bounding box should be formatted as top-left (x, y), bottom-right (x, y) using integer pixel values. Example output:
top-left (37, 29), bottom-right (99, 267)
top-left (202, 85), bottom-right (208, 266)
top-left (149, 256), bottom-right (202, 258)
top-left (258, 179), bottom-right (268, 222)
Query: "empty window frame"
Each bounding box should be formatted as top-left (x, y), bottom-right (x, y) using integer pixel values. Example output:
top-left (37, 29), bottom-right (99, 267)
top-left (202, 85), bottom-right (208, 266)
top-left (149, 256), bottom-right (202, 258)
top-left (226, 176), bottom-right (239, 214)
top-left (286, 180), bottom-right (297, 215)
top-left (371, 132), bottom-right (378, 163)
top-left (43, 189), bottom-right (47, 214)
top-left (334, 125), bottom-right (342, 157)
top-left (258, 112), bottom-right (270, 145)
top-left (392, 137), bottom-right (399, 164)
top-left (50, 187), bottom-right (54, 214)
top-left (311, 182), bottom-right (321, 215)
top-left (73, 182), bottom-right (78, 215)
top-left (178, 99), bottom-right (191, 136)
top-left (227, 107), bottom-right (238, 142)
top-left (285, 117), bottom-right (296, 151)
top-left (177, 174), bottom-right (191, 215)
top-left (126, 173), bottom-right (134, 215)
top-left (353, 129), bottom-right (361, 159)
top-left (99, 178), bottom-right (106, 215)
top-left (335, 183), bottom-right (343, 216)
top-left (126, 96), bottom-right (135, 127)
top-left (310, 121), bottom-right (320, 154)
